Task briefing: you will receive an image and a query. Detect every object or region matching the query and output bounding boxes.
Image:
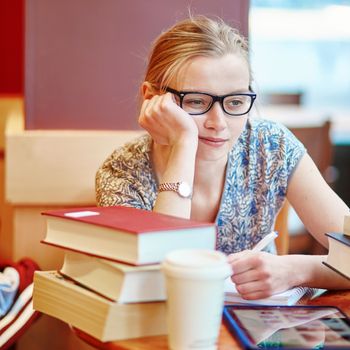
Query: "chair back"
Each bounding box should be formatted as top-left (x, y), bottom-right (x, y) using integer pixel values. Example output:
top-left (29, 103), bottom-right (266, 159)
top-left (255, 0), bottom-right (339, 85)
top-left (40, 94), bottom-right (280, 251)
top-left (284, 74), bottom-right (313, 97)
top-left (291, 120), bottom-right (332, 178)
top-left (261, 92), bottom-right (303, 105)
top-left (274, 120), bottom-right (333, 254)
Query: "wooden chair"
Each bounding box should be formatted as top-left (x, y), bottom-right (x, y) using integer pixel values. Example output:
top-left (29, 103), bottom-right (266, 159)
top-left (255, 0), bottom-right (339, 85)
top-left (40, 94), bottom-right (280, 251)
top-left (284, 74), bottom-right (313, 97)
top-left (274, 200), bottom-right (290, 254)
top-left (274, 120), bottom-right (333, 255)
top-left (291, 121), bottom-right (332, 180)
top-left (261, 92), bottom-right (303, 106)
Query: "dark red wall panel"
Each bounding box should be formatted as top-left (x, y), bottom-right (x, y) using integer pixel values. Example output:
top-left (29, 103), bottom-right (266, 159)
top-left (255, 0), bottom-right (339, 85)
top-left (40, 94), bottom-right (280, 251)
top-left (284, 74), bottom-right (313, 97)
top-left (0, 0), bottom-right (24, 94)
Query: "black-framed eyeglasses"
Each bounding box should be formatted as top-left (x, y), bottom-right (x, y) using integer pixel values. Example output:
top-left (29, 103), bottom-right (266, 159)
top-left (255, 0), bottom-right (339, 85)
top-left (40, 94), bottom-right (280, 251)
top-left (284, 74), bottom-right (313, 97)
top-left (165, 87), bottom-right (256, 116)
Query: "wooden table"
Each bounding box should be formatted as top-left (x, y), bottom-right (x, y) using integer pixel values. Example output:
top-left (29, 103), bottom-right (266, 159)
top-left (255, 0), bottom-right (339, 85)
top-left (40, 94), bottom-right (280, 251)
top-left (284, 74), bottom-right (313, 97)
top-left (74, 290), bottom-right (350, 350)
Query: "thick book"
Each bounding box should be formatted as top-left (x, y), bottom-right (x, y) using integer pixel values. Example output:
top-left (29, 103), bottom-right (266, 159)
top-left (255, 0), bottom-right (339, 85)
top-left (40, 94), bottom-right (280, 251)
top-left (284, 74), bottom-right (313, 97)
top-left (33, 271), bottom-right (167, 342)
top-left (224, 278), bottom-right (325, 306)
top-left (41, 206), bottom-right (217, 265)
top-left (60, 251), bottom-right (166, 302)
top-left (323, 232), bottom-right (350, 280)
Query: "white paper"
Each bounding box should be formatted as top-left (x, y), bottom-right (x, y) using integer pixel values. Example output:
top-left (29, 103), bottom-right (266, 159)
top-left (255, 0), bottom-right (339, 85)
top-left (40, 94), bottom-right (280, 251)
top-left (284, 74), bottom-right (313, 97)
top-left (64, 211), bottom-right (100, 218)
top-left (224, 277), bottom-right (320, 306)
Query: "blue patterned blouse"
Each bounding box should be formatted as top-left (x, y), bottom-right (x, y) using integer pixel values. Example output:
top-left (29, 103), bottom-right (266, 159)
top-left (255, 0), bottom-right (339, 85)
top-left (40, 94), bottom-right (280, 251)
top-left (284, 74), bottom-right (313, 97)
top-left (95, 118), bottom-right (306, 255)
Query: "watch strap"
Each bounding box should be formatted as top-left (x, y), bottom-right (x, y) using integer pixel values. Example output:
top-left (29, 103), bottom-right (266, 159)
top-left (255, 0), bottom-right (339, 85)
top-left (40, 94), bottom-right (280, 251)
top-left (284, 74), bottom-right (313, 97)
top-left (158, 182), bottom-right (180, 192)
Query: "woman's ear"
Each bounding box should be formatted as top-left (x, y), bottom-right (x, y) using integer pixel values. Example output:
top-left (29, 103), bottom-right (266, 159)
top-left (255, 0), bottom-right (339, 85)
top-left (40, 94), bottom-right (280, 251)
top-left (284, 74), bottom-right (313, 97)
top-left (141, 82), bottom-right (156, 100)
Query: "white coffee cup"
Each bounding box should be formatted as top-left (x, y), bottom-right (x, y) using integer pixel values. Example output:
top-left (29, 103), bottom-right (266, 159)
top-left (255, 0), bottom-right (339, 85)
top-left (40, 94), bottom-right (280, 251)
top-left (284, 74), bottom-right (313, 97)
top-left (162, 249), bottom-right (231, 350)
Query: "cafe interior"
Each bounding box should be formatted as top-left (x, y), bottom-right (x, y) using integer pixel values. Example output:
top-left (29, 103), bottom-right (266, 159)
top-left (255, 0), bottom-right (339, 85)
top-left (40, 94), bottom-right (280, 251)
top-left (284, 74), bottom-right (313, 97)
top-left (0, 0), bottom-right (349, 349)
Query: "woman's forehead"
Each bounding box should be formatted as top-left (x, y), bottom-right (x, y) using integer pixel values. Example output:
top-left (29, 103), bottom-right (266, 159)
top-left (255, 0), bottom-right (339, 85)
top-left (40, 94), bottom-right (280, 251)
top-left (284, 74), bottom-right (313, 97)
top-left (174, 54), bottom-right (250, 93)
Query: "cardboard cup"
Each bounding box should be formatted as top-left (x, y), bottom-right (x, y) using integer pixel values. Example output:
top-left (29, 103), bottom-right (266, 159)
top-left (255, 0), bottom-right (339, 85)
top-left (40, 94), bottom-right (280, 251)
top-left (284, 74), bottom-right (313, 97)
top-left (162, 249), bottom-right (231, 350)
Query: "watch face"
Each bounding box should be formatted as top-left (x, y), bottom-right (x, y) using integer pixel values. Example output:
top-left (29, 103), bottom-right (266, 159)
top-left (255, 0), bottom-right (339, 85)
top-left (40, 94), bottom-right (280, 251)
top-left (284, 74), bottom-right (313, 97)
top-left (178, 182), bottom-right (192, 198)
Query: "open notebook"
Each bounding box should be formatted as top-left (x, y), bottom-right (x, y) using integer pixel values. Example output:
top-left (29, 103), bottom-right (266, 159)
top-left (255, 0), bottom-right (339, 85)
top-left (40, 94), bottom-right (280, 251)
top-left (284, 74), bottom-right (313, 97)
top-left (224, 278), bottom-right (326, 306)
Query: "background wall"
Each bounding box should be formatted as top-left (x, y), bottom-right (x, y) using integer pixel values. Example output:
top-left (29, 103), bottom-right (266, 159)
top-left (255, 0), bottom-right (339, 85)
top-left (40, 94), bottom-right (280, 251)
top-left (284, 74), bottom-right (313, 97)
top-left (24, 0), bottom-right (249, 130)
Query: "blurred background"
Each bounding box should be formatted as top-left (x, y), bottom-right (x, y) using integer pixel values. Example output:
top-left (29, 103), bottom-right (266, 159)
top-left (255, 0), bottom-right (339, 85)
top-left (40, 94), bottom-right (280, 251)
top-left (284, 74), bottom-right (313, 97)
top-left (249, 0), bottom-right (350, 254)
top-left (250, 0), bottom-right (350, 208)
top-left (251, 0), bottom-right (350, 112)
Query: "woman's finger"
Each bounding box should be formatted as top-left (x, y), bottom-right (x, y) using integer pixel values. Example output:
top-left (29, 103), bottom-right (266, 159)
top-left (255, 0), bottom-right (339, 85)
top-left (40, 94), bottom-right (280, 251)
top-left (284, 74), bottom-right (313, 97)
top-left (235, 280), bottom-right (270, 300)
top-left (144, 95), bottom-right (159, 118)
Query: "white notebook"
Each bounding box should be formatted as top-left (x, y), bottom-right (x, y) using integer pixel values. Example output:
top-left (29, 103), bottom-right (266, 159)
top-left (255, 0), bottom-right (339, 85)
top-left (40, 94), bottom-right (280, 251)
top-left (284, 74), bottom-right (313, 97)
top-left (224, 278), bottom-right (325, 306)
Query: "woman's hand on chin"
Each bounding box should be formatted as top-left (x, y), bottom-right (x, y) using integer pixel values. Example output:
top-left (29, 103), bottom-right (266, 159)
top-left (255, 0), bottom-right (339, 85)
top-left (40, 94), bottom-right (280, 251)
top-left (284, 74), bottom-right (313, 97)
top-left (138, 92), bottom-right (198, 147)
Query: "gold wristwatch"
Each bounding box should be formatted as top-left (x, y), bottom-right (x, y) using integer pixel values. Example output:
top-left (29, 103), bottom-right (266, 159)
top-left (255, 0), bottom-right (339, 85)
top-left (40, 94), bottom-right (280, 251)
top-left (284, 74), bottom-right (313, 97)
top-left (158, 181), bottom-right (192, 199)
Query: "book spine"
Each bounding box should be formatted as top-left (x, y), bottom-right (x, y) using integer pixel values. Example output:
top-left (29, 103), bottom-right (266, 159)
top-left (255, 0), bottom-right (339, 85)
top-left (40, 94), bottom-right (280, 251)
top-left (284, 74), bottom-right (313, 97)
top-left (344, 215), bottom-right (350, 237)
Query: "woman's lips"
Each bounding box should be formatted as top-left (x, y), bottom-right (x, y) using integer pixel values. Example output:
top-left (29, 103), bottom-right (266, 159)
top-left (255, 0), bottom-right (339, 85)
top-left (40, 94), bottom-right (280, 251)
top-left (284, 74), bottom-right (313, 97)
top-left (199, 136), bottom-right (228, 147)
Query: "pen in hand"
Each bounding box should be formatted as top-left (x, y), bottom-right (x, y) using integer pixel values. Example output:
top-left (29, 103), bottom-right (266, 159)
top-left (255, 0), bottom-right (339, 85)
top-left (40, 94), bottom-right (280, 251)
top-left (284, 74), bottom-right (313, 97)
top-left (252, 231), bottom-right (278, 252)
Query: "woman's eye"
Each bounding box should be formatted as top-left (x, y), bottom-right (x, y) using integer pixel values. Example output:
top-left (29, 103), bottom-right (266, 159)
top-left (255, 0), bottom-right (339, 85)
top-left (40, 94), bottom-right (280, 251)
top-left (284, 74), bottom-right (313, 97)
top-left (185, 99), bottom-right (205, 106)
top-left (228, 99), bottom-right (243, 106)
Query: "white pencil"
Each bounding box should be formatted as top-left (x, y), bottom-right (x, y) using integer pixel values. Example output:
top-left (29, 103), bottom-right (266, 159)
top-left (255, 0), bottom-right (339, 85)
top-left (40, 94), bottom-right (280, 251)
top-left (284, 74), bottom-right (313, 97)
top-left (252, 231), bottom-right (278, 252)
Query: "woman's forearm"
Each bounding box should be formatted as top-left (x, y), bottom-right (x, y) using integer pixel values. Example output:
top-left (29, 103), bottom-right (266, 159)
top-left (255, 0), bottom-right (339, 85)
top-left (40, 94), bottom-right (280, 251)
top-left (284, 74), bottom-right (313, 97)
top-left (284, 254), bottom-right (350, 289)
top-left (153, 140), bottom-right (197, 219)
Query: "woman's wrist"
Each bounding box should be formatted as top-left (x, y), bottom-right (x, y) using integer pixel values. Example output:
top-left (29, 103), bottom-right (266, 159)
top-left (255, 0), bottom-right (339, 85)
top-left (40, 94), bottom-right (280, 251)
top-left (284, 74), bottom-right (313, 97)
top-left (280, 254), bottom-right (316, 287)
top-left (282, 254), bottom-right (346, 289)
top-left (174, 131), bottom-right (198, 149)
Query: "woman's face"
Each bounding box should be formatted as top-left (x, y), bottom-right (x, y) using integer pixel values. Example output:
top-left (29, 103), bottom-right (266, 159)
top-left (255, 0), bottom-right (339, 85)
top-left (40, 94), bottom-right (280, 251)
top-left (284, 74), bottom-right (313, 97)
top-left (175, 54), bottom-right (251, 162)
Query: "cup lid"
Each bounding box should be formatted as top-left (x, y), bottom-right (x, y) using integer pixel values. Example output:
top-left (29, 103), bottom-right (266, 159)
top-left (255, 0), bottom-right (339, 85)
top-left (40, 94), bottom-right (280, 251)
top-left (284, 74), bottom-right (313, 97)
top-left (162, 249), bottom-right (231, 280)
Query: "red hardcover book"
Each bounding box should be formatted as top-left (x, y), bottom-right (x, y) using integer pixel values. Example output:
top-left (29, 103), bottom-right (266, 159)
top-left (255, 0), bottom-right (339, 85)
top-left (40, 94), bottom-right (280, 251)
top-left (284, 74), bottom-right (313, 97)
top-left (41, 206), bottom-right (217, 265)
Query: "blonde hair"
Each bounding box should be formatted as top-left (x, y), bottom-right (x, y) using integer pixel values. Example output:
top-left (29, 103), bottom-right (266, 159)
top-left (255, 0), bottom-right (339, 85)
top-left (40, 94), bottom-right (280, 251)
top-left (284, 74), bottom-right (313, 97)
top-left (144, 15), bottom-right (251, 91)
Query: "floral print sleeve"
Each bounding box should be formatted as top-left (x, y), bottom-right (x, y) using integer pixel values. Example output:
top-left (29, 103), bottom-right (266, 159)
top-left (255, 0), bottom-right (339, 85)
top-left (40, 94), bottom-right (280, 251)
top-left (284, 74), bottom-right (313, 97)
top-left (95, 135), bottom-right (157, 210)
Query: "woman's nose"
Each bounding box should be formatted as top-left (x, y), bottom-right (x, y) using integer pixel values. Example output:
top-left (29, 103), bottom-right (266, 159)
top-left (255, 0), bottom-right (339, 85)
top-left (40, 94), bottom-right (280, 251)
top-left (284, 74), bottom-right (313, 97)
top-left (204, 101), bottom-right (227, 130)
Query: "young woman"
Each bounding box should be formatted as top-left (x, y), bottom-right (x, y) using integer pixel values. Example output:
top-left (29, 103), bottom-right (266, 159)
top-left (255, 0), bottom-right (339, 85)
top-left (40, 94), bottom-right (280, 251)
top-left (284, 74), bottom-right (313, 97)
top-left (96, 16), bottom-right (350, 299)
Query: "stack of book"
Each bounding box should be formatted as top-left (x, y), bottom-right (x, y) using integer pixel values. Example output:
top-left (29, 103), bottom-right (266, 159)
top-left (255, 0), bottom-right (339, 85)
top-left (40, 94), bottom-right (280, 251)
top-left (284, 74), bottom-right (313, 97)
top-left (323, 214), bottom-right (350, 280)
top-left (33, 206), bottom-right (217, 342)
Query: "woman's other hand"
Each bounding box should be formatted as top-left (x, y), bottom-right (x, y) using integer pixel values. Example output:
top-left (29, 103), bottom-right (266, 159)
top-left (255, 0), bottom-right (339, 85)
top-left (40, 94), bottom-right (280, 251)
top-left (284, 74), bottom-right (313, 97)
top-left (138, 92), bottom-right (198, 147)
